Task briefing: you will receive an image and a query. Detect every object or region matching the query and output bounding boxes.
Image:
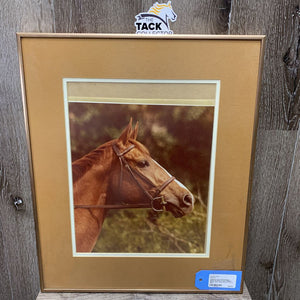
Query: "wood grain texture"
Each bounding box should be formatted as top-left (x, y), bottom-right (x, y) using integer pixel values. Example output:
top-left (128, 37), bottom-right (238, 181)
top-left (244, 130), bottom-right (298, 299)
top-left (169, 0), bottom-right (232, 34)
top-left (229, 2), bottom-right (300, 299)
top-left (268, 129), bottom-right (300, 299)
top-left (230, 0), bottom-right (300, 130)
top-left (54, 0), bottom-right (232, 34)
top-left (282, 8), bottom-right (300, 130)
top-left (0, 164), bottom-right (13, 300)
top-left (0, 1), bottom-right (54, 299)
top-left (54, 0), bottom-right (141, 33)
top-left (36, 283), bottom-right (251, 299)
top-left (1, 0), bottom-right (300, 299)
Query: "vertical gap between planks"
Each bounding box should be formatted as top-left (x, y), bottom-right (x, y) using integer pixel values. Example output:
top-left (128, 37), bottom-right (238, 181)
top-left (267, 125), bottom-right (300, 299)
top-left (227, 0), bottom-right (233, 34)
top-left (50, 0), bottom-right (56, 33)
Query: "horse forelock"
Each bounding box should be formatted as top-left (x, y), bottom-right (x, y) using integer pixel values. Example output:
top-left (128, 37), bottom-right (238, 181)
top-left (72, 140), bottom-right (115, 183)
top-left (148, 2), bottom-right (172, 15)
top-left (129, 139), bottom-right (150, 156)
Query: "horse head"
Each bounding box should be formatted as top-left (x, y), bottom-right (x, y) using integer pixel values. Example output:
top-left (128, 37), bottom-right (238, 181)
top-left (152, 1), bottom-right (177, 23)
top-left (164, 1), bottom-right (177, 22)
top-left (108, 120), bottom-right (194, 217)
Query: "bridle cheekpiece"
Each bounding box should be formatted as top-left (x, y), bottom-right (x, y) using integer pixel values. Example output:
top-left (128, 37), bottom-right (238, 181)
top-left (74, 143), bottom-right (175, 212)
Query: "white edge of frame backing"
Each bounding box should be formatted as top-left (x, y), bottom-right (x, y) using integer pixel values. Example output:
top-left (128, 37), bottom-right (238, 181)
top-left (63, 78), bottom-right (220, 258)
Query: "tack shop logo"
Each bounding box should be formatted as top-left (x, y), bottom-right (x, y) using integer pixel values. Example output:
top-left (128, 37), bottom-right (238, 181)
top-left (135, 1), bottom-right (177, 34)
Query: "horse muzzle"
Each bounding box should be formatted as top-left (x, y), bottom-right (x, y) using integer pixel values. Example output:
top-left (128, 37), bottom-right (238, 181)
top-left (164, 193), bottom-right (194, 217)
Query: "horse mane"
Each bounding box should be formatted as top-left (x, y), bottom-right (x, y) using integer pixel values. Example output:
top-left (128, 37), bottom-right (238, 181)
top-left (72, 140), bottom-right (115, 183)
top-left (148, 2), bottom-right (171, 15)
top-left (72, 139), bottom-right (150, 183)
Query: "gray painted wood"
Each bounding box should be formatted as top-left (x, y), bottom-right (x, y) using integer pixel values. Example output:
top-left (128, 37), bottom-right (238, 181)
top-left (230, 2), bottom-right (300, 298)
top-left (0, 165), bottom-right (13, 299)
top-left (36, 283), bottom-right (251, 299)
top-left (268, 128), bottom-right (300, 299)
top-left (166, 0), bottom-right (233, 34)
top-left (0, 1), bottom-right (54, 299)
top-left (54, 0), bottom-right (232, 34)
top-left (1, 1), bottom-right (300, 300)
top-left (54, 0), bottom-right (141, 33)
top-left (230, 0), bottom-right (300, 130)
top-left (244, 130), bottom-right (298, 299)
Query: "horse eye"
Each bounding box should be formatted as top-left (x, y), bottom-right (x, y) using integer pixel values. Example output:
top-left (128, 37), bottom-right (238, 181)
top-left (137, 160), bottom-right (150, 168)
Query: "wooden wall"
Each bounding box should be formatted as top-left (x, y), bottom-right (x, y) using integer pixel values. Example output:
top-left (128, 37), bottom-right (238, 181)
top-left (1, 1), bottom-right (299, 299)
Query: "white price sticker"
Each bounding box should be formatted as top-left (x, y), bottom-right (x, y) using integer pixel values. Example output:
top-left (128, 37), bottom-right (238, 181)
top-left (208, 274), bottom-right (237, 289)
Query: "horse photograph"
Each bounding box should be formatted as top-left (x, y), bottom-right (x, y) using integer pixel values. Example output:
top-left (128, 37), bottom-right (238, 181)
top-left (68, 102), bottom-right (215, 254)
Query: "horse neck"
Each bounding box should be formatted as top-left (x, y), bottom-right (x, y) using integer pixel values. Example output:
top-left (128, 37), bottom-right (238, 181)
top-left (73, 149), bottom-right (112, 205)
top-left (73, 147), bottom-right (113, 252)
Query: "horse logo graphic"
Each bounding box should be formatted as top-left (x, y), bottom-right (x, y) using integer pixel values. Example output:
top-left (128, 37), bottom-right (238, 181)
top-left (135, 1), bottom-right (177, 34)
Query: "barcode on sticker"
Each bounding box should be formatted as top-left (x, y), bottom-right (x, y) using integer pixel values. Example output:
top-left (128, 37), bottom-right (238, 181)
top-left (208, 274), bottom-right (237, 289)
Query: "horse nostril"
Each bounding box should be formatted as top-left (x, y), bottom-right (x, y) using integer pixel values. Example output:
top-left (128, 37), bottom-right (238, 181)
top-left (183, 194), bottom-right (193, 206)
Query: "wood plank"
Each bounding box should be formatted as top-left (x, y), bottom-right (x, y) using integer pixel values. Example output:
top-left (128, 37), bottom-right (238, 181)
top-left (244, 130), bottom-right (297, 299)
top-left (230, 0), bottom-right (300, 130)
top-left (170, 0), bottom-right (232, 34)
top-left (0, 1), bottom-right (54, 299)
top-left (1, 1), bottom-right (298, 299)
top-left (54, 0), bottom-right (232, 34)
top-left (268, 128), bottom-right (300, 298)
top-left (230, 2), bottom-right (300, 298)
top-left (36, 283), bottom-right (251, 299)
top-left (0, 165), bottom-right (13, 300)
top-left (54, 0), bottom-right (142, 33)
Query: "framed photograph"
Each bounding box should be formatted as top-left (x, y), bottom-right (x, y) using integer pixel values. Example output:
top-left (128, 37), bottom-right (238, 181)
top-left (18, 34), bottom-right (264, 292)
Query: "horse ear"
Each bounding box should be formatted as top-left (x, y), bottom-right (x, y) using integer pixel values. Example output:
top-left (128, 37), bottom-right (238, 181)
top-left (118, 119), bottom-right (133, 145)
top-left (131, 121), bottom-right (139, 140)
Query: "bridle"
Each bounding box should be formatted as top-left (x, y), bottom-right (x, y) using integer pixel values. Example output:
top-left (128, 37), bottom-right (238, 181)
top-left (74, 143), bottom-right (175, 212)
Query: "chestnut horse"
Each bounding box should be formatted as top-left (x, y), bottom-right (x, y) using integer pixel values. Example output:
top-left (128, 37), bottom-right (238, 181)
top-left (72, 120), bottom-right (194, 252)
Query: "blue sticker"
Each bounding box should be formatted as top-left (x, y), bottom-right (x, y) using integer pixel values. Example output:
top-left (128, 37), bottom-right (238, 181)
top-left (195, 270), bottom-right (242, 291)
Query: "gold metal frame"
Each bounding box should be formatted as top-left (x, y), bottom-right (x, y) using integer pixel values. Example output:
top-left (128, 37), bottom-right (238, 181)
top-left (18, 33), bottom-right (265, 293)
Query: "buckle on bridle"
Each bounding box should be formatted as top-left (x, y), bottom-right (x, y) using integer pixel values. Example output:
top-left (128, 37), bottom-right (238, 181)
top-left (112, 143), bottom-right (175, 213)
top-left (151, 196), bottom-right (167, 212)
